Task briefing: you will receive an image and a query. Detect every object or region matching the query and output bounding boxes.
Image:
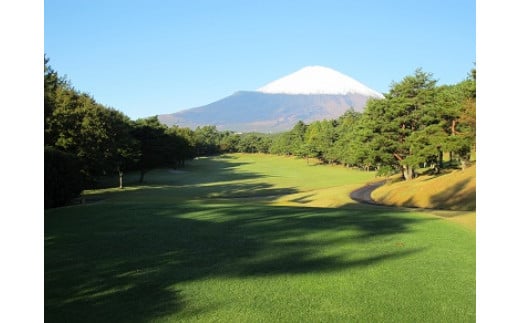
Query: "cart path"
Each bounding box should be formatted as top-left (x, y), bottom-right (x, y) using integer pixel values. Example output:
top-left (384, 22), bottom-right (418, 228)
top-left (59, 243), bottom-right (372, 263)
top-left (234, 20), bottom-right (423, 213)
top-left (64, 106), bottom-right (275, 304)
top-left (349, 181), bottom-right (386, 205)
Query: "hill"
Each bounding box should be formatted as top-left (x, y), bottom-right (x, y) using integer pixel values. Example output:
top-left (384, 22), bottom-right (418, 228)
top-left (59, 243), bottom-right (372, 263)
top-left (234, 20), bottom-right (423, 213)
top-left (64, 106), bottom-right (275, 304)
top-left (371, 165), bottom-right (476, 229)
top-left (371, 165), bottom-right (476, 211)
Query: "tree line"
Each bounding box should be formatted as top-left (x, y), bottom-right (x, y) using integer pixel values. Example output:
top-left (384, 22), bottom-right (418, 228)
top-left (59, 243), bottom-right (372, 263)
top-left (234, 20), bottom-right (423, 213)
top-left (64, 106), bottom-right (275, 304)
top-left (46, 57), bottom-right (207, 207)
top-left (45, 55), bottom-right (475, 208)
top-left (45, 55), bottom-right (279, 208)
top-left (269, 68), bottom-right (476, 180)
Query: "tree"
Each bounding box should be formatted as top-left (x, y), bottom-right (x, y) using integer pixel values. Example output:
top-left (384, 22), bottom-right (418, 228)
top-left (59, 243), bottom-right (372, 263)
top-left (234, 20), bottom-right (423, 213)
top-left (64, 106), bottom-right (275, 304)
top-left (82, 105), bottom-right (139, 189)
top-left (269, 132), bottom-right (293, 156)
top-left (450, 71), bottom-right (476, 169)
top-left (44, 147), bottom-right (83, 208)
top-left (44, 56), bottom-right (60, 145)
top-left (289, 121), bottom-right (308, 157)
top-left (256, 135), bottom-right (273, 153)
top-left (46, 90), bottom-right (139, 188)
top-left (131, 117), bottom-right (169, 182)
top-left (425, 70), bottom-right (475, 170)
top-left (219, 131), bottom-right (240, 153)
top-left (311, 120), bottom-right (338, 164)
top-left (167, 125), bottom-right (195, 161)
top-left (357, 69), bottom-right (438, 180)
top-left (332, 110), bottom-right (364, 167)
top-left (353, 100), bottom-right (396, 171)
top-left (193, 125), bottom-right (220, 156)
top-left (237, 133), bottom-right (260, 153)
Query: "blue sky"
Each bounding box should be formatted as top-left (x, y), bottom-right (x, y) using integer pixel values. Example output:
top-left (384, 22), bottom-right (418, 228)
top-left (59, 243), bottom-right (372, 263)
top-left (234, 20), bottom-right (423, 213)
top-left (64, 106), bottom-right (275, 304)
top-left (44, 0), bottom-right (475, 120)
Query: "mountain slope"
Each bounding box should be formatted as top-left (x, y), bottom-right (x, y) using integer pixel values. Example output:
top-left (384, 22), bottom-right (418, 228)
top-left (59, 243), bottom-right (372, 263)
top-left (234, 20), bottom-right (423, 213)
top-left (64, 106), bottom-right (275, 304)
top-left (158, 66), bottom-right (382, 133)
top-left (159, 91), bottom-right (374, 133)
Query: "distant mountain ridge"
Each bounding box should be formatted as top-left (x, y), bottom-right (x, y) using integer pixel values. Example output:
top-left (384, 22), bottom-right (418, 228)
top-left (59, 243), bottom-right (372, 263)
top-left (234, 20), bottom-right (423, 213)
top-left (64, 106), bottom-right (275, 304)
top-left (158, 66), bottom-right (383, 133)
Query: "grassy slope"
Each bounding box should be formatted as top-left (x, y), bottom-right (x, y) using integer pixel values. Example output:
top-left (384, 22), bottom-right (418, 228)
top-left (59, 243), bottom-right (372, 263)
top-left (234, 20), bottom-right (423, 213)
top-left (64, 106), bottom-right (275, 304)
top-left (45, 154), bottom-right (475, 322)
top-left (371, 165), bottom-right (476, 230)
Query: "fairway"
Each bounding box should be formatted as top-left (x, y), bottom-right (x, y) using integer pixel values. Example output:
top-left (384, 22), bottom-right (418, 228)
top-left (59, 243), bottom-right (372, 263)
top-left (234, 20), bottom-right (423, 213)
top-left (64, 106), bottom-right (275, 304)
top-left (45, 154), bottom-right (475, 322)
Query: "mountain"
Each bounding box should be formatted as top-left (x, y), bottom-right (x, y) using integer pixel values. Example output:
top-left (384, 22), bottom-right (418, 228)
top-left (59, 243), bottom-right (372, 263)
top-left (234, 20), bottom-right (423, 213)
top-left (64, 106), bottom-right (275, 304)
top-left (257, 65), bottom-right (383, 98)
top-left (158, 66), bottom-right (383, 133)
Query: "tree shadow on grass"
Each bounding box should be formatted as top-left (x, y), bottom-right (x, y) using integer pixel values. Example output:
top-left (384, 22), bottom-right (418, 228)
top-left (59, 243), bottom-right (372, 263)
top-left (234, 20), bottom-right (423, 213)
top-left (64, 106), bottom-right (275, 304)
top-left (95, 156), bottom-right (255, 189)
top-left (45, 201), bottom-right (431, 322)
top-left (85, 180), bottom-right (299, 204)
top-left (429, 178), bottom-right (475, 211)
top-left (289, 193), bottom-right (316, 204)
top-left (369, 177), bottom-right (475, 212)
top-left (84, 156), bottom-right (289, 202)
top-left (46, 155), bottom-right (436, 322)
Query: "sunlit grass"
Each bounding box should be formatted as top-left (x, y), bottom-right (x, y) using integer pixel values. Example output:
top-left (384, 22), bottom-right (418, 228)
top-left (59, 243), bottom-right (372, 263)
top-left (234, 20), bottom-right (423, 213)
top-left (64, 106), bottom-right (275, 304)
top-left (46, 154), bottom-right (475, 322)
top-left (371, 165), bottom-right (476, 230)
top-left (83, 153), bottom-right (376, 205)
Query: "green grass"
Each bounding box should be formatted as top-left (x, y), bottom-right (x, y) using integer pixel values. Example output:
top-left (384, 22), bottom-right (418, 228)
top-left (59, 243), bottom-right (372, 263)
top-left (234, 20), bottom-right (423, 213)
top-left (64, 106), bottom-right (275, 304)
top-left (45, 154), bottom-right (475, 322)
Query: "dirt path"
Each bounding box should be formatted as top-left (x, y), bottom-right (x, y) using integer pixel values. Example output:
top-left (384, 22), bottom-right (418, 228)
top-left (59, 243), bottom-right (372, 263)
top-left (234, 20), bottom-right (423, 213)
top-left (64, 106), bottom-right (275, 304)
top-left (349, 181), bottom-right (386, 205)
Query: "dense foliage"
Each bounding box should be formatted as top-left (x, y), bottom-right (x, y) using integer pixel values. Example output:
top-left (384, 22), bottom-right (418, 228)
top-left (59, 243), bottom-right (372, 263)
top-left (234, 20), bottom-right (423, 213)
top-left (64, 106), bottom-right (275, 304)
top-left (44, 146), bottom-right (84, 208)
top-left (268, 68), bottom-right (476, 179)
top-left (45, 54), bottom-right (475, 207)
top-left (45, 57), bottom-right (139, 191)
top-left (44, 57), bottom-right (193, 207)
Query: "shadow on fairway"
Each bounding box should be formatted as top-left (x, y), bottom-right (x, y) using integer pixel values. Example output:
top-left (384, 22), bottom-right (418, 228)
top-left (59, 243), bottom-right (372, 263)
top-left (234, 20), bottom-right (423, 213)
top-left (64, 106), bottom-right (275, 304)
top-left (45, 157), bottom-right (434, 322)
top-left (45, 203), bottom-right (432, 322)
top-left (94, 156), bottom-right (256, 189)
top-left (87, 156), bottom-right (299, 202)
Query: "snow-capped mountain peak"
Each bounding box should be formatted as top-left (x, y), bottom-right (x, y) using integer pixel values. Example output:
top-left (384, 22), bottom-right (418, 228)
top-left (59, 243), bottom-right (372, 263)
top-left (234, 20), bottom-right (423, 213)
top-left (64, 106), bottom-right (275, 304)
top-left (257, 65), bottom-right (383, 98)
top-left (159, 65), bottom-right (383, 133)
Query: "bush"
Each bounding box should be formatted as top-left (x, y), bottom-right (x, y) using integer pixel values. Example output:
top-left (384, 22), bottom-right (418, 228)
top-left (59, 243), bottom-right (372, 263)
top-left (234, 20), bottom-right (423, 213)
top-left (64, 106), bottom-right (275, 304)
top-left (45, 146), bottom-right (84, 208)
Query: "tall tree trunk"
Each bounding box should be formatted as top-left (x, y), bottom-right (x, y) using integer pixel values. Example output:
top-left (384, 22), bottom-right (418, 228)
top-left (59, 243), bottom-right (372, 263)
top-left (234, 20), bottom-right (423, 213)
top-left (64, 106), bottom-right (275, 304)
top-left (438, 148), bottom-right (443, 169)
top-left (402, 165), bottom-right (415, 181)
top-left (118, 169), bottom-right (124, 189)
